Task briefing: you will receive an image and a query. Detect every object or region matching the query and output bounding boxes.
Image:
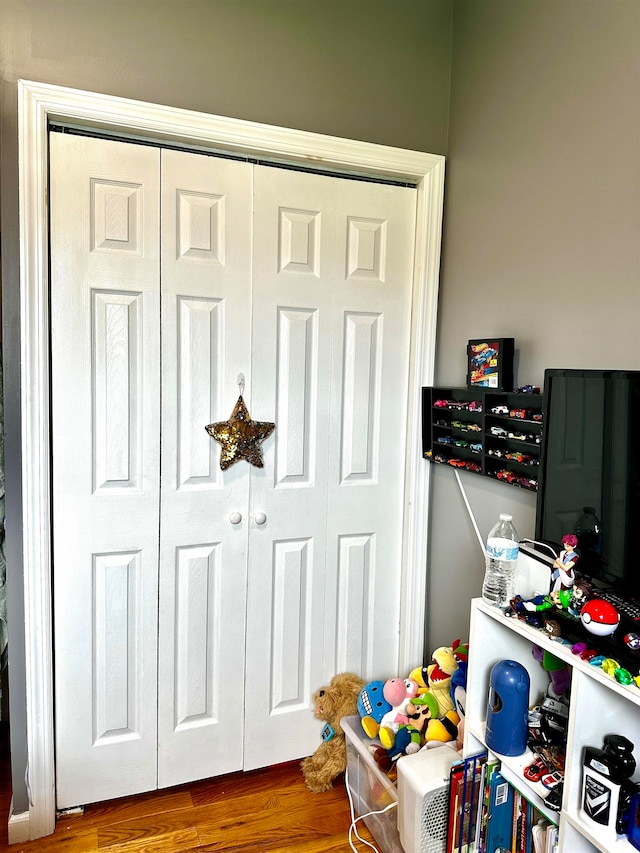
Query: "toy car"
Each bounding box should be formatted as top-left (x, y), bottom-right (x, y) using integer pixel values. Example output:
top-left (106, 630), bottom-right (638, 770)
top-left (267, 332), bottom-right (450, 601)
top-left (509, 408), bottom-right (529, 419)
top-left (487, 448), bottom-right (504, 458)
top-left (469, 443), bottom-right (482, 453)
top-left (497, 469), bottom-right (518, 483)
top-left (466, 423), bottom-right (482, 432)
top-left (454, 439), bottom-right (469, 447)
top-left (448, 458), bottom-right (466, 468)
top-left (544, 784), bottom-right (563, 811)
top-left (514, 384), bottom-right (540, 394)
top-left (524, 756), bottom-right (547, 783)
top-left (472, 347), bottom-right (497, 367)
top-left (490, 426), bottom-right (508, 437)
top-left (507, 430), bottom-right (528, 441)
top-left (449, 400), bottom-right (470, 410)
top-left (451, 420), bottom-right (465, 429)
top-left (466, 461), bottom-right (482, 473)
top-left (490, 404), bottom-right (509, 415)
top-left (434, 399), bottom-right (452, 408)
top-left (518, 477), bottom-right (538, 490)
top-left (541, 771), bottom-right (564, 790)
top-left (468, 400), bottom-right (483, 412)
top-left (505, 451), bottom-right (528, 463)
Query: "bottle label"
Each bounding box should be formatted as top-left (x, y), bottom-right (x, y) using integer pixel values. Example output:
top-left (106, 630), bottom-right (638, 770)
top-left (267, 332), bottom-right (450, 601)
top-left (486, 537), bottom-right (519, 561)
top-left (583, 769), bottom-right (614, 825)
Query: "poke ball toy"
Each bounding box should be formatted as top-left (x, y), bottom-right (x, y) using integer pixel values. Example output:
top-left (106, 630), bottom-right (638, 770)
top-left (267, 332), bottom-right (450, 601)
top-left (580, 599), bottom-right (620, 636)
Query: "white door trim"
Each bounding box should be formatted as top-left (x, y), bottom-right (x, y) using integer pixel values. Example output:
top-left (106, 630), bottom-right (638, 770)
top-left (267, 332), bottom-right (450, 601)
top-left (16, 78), bottom-right (444, 839)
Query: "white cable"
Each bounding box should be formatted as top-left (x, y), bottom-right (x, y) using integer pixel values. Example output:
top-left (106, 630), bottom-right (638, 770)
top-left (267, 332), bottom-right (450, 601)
top-left (454, 469), bottom-right (485, 557)
top-left (519, 537), bottom-right (559, 559)
top-left (344, 765), bottom-right (398, 853)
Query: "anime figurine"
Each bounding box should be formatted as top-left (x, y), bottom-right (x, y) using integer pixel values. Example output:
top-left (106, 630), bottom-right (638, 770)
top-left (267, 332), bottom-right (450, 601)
top-left (550, 534), bottom-right (579, 593)
top-left (567, 579), bottom-right (593, 617)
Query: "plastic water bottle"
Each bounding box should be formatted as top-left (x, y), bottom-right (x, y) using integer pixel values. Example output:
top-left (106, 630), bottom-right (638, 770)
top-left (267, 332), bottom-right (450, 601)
top-left (482, 513), bottom-right (520, 607)
top-left (574, 506), bottom-right (602, 553)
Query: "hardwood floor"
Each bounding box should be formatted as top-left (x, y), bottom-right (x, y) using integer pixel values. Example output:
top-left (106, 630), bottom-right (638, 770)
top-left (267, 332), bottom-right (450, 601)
top-left (0, 731), bottom-right (377, 852)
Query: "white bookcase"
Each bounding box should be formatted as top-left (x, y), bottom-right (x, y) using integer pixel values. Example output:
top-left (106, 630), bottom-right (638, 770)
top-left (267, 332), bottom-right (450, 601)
top-left (464, 597), bottom-right (640, 852)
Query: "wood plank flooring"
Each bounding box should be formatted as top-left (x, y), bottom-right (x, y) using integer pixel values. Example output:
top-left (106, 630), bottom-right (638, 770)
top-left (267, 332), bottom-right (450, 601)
top-left (0, 727), bottom-right (378, 852)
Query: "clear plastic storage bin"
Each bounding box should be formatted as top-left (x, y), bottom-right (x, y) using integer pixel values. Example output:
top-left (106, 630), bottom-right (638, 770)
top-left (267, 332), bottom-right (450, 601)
top-left (342, 714), bottom-right (404, 853)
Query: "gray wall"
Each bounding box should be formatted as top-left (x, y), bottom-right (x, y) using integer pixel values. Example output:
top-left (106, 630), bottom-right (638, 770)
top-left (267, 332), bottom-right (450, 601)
top-left (0, 0), bottom-right (452, 816)
top-left (429, 0), bottom-right (640, 650)
top-left (0, 0), bottom-right (452, 152)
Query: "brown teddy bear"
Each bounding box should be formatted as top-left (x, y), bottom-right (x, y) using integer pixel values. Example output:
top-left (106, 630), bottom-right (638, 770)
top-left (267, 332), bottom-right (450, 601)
top-left (301, 672), bottom-right (366, 793)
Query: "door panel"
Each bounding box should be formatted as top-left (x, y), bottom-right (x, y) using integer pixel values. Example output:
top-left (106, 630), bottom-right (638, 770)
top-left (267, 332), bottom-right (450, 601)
top-left (157, 150), bottom-right (252, 788)
top-left (328, 178), bottom-right (417, 679)
top-left (50, 133), bottom-right (161, 809)
top-left (244, 166), bottom-right (416, 768)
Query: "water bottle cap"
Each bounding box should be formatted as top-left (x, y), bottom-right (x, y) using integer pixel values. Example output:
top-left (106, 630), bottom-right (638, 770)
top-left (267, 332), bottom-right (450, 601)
top-left (499, 513), bottom-right (512, 521)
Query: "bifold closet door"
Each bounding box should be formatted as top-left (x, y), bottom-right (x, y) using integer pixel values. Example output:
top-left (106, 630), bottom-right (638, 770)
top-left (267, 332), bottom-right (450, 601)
top-left (157, 149), bottom-right (252, 788)
top-left (245, 164), bottom-right (417, 768)
top-left (51, 133), bottom-right (162, 809)
top-left (51, 131), bottom-right (418, 808)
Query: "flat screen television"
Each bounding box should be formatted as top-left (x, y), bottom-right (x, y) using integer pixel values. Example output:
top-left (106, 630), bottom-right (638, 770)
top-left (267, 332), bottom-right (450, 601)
top-left (535, 368), bottom-right (640, 596)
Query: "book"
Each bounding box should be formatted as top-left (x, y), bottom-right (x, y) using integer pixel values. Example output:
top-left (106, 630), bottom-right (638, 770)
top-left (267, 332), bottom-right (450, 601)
top-left (446, 752), bottom-right (486, 853)
top-left (484, 770), bottom-right (514, 853)
top-left (475, 758), bottom-right (496, 853)
top-left (446, 762), bottom-right (465, 853)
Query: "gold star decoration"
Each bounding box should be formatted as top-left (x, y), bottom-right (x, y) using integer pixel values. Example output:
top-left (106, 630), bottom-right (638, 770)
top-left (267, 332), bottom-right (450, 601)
top-left (205, 396), bottom-right (276, 471)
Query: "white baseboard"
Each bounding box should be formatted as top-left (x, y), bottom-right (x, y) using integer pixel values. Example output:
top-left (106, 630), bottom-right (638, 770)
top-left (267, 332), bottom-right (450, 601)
top-left (8, 800), bottom-right (31, 844)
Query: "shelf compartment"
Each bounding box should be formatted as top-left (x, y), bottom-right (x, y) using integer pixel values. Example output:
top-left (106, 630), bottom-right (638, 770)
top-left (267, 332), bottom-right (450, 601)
top-left (467, 599), bottom-right (640, 852)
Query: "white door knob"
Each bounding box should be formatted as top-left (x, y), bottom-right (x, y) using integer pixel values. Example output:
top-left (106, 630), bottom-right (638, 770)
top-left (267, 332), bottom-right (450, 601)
top-left (254, 512), bottom-right (267, 526)
top-left (229, 512), bottom-right (242, 525)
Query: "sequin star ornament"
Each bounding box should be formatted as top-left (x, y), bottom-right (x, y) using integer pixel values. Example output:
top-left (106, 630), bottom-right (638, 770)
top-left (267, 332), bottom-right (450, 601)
top-left (205, 396), bottom-right (275, 471)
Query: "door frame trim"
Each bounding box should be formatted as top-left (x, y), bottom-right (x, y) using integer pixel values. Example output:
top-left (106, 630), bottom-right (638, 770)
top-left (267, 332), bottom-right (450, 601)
top-left (16, 78), bottom-right (444, 838)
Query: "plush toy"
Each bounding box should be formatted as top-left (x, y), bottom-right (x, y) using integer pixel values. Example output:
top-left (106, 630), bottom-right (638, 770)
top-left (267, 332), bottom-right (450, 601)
top-left (405, 691), bottom-right (440, 737)
top-left (360, 677), bottom-right (419, 749)
top-left (427, 646), bottom-right (459, 716)
top-left (369, 724), bottom-right (422, 778)
top-left (532, 644), bottom-right (571, 700)
top-left (408, 665), bottom-right (430, 695)
top-left (404, 692), bottom-right (459, 751)
top-left (422, 709), bottom-right (460, 748)
top-left (301, 672), bottom-right (366, 793)
top-left (357, 680), bottom-right (392, 738)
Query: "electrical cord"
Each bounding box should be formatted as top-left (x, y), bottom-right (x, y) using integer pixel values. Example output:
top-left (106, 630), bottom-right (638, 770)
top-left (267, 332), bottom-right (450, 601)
top-left (519, 537), bottom-right (559, 559)
top-left (454, 468), bottom-right (561, 565)
top-left (344, 765), bottom-right (398, 853)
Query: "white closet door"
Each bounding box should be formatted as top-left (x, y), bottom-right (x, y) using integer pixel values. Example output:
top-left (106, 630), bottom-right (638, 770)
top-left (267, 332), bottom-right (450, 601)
top-left (245, 166), bottom-right (416, 768)
top-left (50, 133), bottom-right (161, 809)
top-left (51, 135), bottom-right (418, 802)
top-left (157, 149), bottom-right (252, 787)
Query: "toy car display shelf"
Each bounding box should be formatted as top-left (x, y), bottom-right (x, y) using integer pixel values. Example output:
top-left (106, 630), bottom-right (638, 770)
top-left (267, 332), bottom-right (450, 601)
top-left (422, 386), bottom-right (543, 491)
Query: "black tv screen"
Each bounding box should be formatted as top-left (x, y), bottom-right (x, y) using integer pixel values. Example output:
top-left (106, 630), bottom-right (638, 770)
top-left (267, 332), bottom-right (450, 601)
top-left (535, 368), bottom-right (640, 594)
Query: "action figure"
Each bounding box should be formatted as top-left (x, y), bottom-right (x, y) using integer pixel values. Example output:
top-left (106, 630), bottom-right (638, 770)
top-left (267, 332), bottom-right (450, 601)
top-left (550, 534), bottom-right (579, 593)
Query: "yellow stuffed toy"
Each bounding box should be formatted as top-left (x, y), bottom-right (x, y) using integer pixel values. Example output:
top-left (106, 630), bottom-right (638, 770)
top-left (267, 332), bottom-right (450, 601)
top-left (427, 646), bottom-right (458, 716)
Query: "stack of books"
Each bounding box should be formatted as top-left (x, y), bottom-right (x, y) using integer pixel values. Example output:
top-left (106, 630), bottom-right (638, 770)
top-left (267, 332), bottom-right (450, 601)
top-left (445, 752), bottom-right (559, 853)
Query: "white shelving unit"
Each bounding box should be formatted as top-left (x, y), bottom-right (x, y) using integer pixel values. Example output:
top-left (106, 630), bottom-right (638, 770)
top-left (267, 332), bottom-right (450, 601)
top-left (464, 598), bottom-right (640, 853)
